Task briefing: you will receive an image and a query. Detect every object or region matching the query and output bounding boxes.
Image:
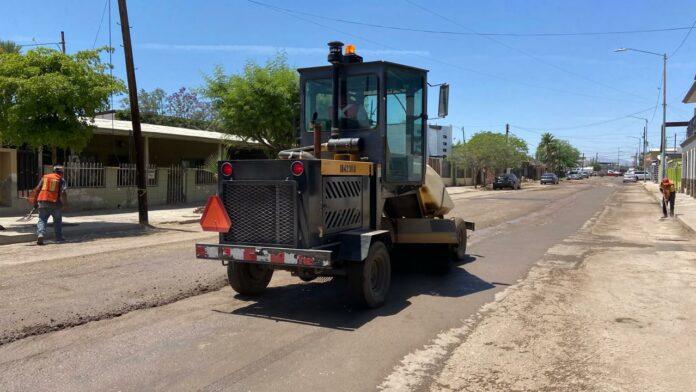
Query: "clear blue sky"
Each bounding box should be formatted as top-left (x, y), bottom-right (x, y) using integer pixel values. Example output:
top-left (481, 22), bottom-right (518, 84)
top-left (2, 0), bottom-right (695, 163)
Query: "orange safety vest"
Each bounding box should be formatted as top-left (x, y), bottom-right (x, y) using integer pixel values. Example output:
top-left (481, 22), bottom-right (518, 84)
top-left (37, 173), bottom-right (63, 203)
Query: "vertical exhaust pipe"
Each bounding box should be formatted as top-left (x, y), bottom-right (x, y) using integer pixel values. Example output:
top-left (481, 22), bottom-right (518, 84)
top-left (312, 112), bottom-right (321, 158)
top-left (327, 41), bottom-right (343, 140)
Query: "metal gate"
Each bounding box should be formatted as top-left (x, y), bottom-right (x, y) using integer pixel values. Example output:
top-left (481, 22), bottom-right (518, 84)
top-left (17, 148), bottom-right (39, 198)
top-left (167, 165), bottom-right (186, 204)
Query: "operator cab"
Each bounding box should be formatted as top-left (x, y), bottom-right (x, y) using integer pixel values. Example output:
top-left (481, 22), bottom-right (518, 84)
top-left (298, 43), bottom-right (447, 189)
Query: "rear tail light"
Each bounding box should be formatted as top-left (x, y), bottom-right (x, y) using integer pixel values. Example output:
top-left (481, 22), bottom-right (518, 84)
top-left (291, 161), bottom-right (304, 176)
top-left (220, 162), bottom-right (233, 177)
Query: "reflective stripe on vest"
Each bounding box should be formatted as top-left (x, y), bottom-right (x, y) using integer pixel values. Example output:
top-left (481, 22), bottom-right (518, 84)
top-left (37, 173), bottom-right (62, 203)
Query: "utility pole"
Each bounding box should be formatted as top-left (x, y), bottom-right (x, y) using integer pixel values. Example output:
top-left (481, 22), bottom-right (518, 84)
top-left (617, 147), bottom-right (621, 171)
top-left (505, 123), bottom-right (509, 143)
top-left (60, 31), bottom-right (66, 54)
top-left (118, 0), bottom-right (148, 225)
top-left (660, 53), bottom-right (667, 180)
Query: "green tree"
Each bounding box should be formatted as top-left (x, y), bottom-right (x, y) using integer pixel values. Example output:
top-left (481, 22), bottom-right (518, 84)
top-left (0, 47), bottom-right (125, 150)
top-left (121, 87), bottom-right (167, 115)
top-left (535, 133), bottom-right (581, 174)
top-left (555, 139), bottom-right (581, 172)
top-left (204, 53), bottom-right (299, 156)
top-left (463, 131), bottom-right (528, 185)
top-left (0, 40), bottom-right (21, 54)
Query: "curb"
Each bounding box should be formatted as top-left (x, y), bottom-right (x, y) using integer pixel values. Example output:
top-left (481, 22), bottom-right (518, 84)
top-left (0, 222), bottom-right (144, 246)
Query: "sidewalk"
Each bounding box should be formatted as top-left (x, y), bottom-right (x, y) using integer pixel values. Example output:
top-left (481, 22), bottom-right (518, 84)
top-left (642, 181), bottom-right (696, 233)
top-left (381, 180), bottom-right (696, 392)
top-left (0, 206), bottom-right (203, 245)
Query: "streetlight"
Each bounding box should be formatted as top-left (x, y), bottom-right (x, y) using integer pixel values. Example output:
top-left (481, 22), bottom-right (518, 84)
top-left (627, 136), bottom-right (642, 173)
top-left (615, 47), bottom-right (667, 182)
top-left (629, 115), bottom-right (648, 171)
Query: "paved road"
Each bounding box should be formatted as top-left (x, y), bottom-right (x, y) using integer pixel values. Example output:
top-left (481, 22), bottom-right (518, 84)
top-left (0, 178), bottom-right (616, 391)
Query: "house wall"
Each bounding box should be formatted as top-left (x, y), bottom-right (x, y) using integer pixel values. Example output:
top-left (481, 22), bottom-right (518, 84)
top-left (683, 136), bottom-right (696, 197)
top-left (63, 167), bottom-right (215, 211)
top-left (80, 134), bottom-right (133, 165)
top-left (81, 135), bottom-right (221, 167)
top-left (0, 148), bottom-right (18, 208)
top-left (147, 138), bottom-right (219, 166)
top-left (1, 164), bottom-right (217, 216)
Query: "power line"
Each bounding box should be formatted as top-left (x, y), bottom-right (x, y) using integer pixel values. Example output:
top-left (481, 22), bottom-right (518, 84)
top-left (512, 106), bottom-right (656, 132)
top-left (246, 0), bottom-right (648, 104)
top-left (671, 16), bottom-right (696, 57)
top-left (247, 1), bottom-right (693, 38)
top-left (92, 0), bottom-right (110, 48)
top-left (649, 80), bottom-right (662, 123)
top-left (404, 0), bottom-right (649, 102)
top-left (18, 42), bottom-right (62, 50)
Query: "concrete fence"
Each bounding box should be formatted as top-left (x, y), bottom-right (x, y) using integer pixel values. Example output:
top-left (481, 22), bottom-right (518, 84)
top-left (0, 165), bottom-right (216, 216)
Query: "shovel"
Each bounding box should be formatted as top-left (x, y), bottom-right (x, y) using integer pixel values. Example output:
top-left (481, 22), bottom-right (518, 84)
top-left (17, 207), bottom-right (37, 222)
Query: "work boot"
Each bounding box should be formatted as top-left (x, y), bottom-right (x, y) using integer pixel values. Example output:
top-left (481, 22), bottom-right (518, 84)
top-left (37, 235), bottom-right (44, 245)
top-left (55, 238), bottom-right (66, 244)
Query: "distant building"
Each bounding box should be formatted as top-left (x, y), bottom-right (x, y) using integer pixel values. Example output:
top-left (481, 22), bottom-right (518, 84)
top-left (427, 124), bottom-right (452, 158)
top-left (646, 147), bottom-right (682, 182)
top-left (426, 124), bottom-right (453, 177)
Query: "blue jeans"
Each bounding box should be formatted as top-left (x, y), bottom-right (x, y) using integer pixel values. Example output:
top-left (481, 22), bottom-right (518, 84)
top-left (37, 203), bottom-right (63, 240)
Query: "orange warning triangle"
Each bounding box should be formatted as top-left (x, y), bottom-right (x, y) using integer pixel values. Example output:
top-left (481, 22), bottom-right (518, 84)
top-left (200, 195), bottom-right (232, 232)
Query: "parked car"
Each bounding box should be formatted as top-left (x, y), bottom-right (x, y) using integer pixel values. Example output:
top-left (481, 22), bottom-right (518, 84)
top-left (580, 171), bottom-right (589, 179)
top-left (622, 172), bottom-right (638, 183)
top-left (633, 170), bottom-right (650, 181)
top-left (540, 172), bottom-right (559, 185)
top-left (567, 171), bottom-right (582, 180)
top-left (493, 173), bottom-right (521, 190)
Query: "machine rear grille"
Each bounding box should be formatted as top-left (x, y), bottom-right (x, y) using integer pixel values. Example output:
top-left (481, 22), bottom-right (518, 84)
top-left (222, 181), bottom-right (297, 246)
top-left (322, 177), bottom-right (363, 233)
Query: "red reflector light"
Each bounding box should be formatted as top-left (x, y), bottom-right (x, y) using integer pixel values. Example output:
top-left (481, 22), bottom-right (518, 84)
top-left (200, 195), bottom-right (232, 232)
top-left (291, 161), bottom-right (304, 176)
top-left (221, 162), bottom-right (233, 176)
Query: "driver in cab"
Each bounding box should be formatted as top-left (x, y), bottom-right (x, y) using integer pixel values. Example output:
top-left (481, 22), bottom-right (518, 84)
top-left (341, 95), bottom-right (371, 129)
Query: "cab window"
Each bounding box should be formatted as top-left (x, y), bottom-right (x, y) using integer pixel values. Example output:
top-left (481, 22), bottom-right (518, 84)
top-left (339, 75), bottom-right (378, 130)
top-left (385, 68), bottom-right (424, 182)
top-left (305, 78), bottom-right (332, 132)
top-left (305, 75), bottom-right (378, 132)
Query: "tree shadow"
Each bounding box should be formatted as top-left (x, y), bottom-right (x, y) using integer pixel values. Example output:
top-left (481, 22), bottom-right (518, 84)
top-left (219, 254), bottom-right (495, 331)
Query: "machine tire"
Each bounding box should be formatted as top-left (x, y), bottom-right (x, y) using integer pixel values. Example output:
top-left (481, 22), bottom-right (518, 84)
top-left (450, 218), bottom-right (468, 261)
top-left (347, 241), bottom-right (391, 308)
top-left (227, 261), bottom-right (273, 295)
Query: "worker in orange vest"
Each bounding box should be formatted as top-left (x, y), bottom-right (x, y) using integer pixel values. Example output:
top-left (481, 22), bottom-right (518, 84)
top-left (659, 177), bottom-right (676, 218)
top-left (33, 165), bottom-right (67, 245)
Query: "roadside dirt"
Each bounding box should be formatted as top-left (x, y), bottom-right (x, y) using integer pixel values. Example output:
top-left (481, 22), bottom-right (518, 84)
top-left (385, 183), bottom-right (696, 391)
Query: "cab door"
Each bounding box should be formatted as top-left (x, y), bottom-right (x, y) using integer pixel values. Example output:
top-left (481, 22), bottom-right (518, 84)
top-left (384, 67), bottom-right (425, 184)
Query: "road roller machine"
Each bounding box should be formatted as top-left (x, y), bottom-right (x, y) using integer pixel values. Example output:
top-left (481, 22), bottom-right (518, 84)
top-left (196, 41), bottom-right (474, 308)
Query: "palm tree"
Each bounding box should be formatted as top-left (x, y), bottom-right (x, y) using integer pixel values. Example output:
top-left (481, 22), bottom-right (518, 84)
top-left (536, 132), bottom-right (558, 172)
top-left (0, 39), bottom-right (21, 54)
